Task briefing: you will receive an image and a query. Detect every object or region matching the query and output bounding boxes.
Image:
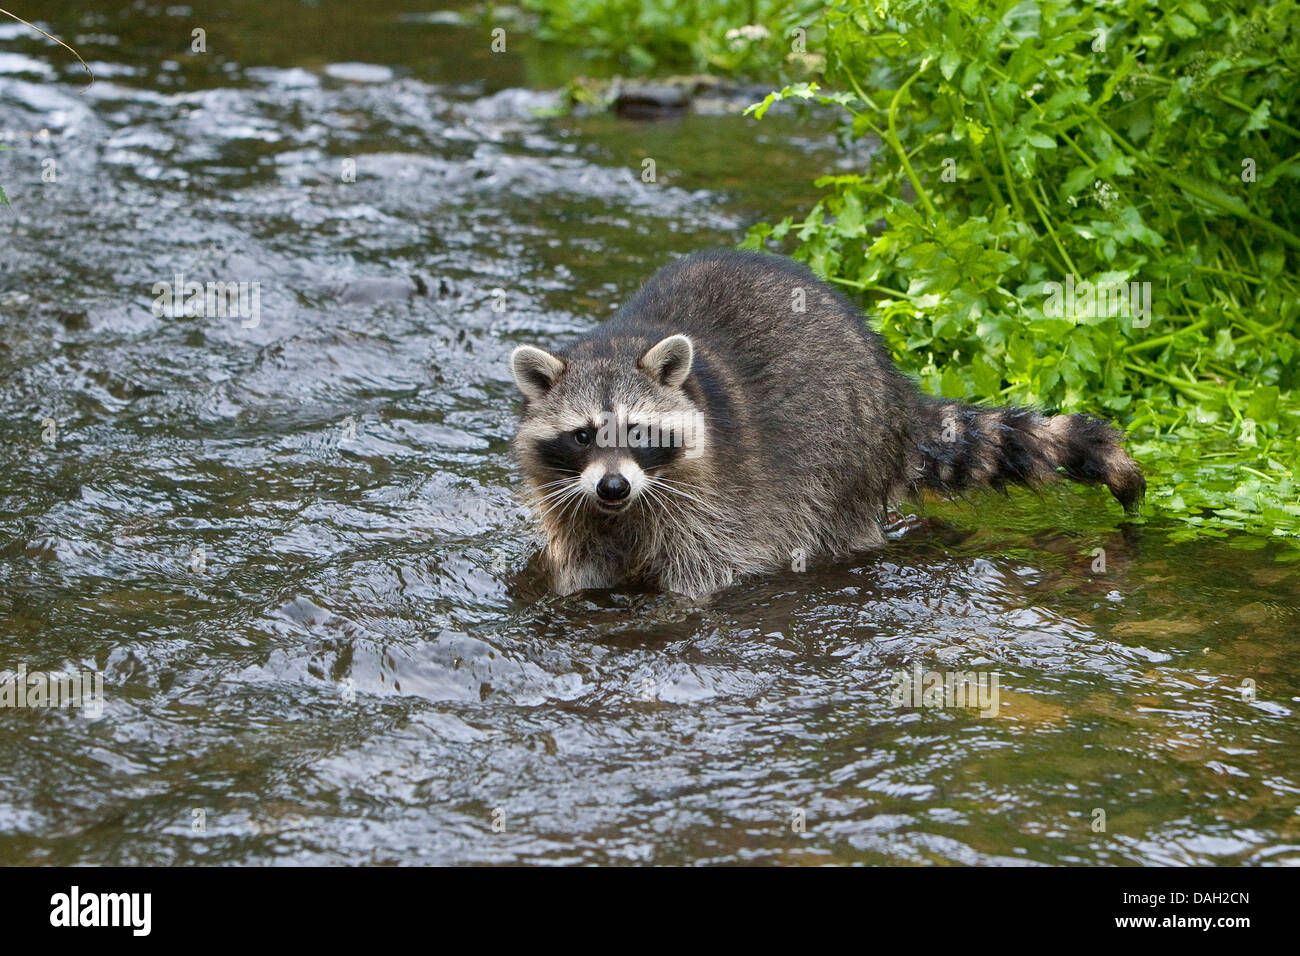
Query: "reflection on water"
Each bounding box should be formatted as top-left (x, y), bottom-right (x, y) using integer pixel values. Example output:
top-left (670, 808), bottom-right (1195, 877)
top-left (1, 1), bottom-right (1297, 865)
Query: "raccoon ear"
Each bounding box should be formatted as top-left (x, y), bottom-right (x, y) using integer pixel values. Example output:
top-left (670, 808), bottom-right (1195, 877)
top-left (639, 334), bottom-right (694, 389)
top-left (510, 345), bottom-right (566, 401)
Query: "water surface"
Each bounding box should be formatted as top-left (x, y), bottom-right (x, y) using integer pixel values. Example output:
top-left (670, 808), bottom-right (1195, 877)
top-left (1, 1), bottom-right (1297, 866)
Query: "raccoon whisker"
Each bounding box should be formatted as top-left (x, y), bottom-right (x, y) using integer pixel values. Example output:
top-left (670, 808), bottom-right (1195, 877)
top-left (641, 479), bottom-right (688, 507)
top-left (644, 488), bottom-right (721, 524)
top-left (531, 484), bottom-right (571, 498)
top-left (547, 483), bottom-right (586, 512)
top-left (649, 477), bottom-right (721, 511)
top-left (533, 491), bottom-right (579, 514)
top-left (532, 474), bottom-right (584, 497)
top-left (638, 485), bottom-right (680, 540)
top-left (533, 482), bottom-right (582, 506)
top-left (636, 481), bottom-right (671, 519)
top-left (533, 481), bottom-right (574, 496)
top-left (531, 476), bottom-right (581, 496)
top-left (646, 475), bottom-right (707, 493)
top-left (535, 480), bottom-right (585, 517)
top-left (644, 476), bottom-right (715, 511)
top-left (548, 479), bottom-right (590, 521)
top-left (546, 496), bottom-right (584, 528)
top-left (556, 489), bottom-right (589, 524)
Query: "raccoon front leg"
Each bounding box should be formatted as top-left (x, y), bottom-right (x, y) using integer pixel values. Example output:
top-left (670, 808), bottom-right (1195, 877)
top-left (652, 547), bottom-right (737, 600)
top-left (654, 567), bottom-right (732, 600)
top-left (546, 544), bottom-right (621, 594)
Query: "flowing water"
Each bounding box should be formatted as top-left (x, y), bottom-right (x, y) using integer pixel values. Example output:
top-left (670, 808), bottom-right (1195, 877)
top-left (1, 1), bottom-right (1297, 866)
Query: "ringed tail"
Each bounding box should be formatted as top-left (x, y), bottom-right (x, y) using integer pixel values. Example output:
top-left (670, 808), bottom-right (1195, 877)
top-left (908, 398), bottom-right (1145, 512)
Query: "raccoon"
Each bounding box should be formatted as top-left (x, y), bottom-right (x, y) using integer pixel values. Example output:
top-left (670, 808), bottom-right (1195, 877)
top-left (509, 250), bottom-right (1144, 598)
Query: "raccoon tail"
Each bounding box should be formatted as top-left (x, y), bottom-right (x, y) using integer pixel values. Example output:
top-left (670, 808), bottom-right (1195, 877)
top-left (907, 398), bottom-right (1145, 512)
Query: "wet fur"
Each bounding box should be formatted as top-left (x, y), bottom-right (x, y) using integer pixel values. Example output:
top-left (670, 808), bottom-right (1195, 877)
top-left (511, 250), bottom-right (1145, 598)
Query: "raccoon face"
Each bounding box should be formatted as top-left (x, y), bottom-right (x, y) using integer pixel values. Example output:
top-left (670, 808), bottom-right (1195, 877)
top-left (510, 334), bottom-right (704, 517)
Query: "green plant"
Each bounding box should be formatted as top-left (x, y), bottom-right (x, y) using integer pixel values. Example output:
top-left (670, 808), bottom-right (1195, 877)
top-left (743, 0), bottom-right (1300, 549)
top-left (522, 0), bottom-right (826, 76)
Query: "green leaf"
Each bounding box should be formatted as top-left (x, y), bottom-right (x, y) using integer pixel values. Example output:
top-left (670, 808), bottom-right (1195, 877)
top-left (940, 364), bottom-right (966, 399)
top-left (940, 47), bottom-right (961, 81)
top-left (1244, 99), bottom-right (1271, 133)
top-left (1167, 14), bottom-right (1196, 38)
top-left (1247, 386), bottom-right (1279, 421)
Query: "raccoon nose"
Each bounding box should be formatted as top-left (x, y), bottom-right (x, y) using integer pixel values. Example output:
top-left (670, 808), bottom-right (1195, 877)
top-left (596, 474), bottom-right (630, 502)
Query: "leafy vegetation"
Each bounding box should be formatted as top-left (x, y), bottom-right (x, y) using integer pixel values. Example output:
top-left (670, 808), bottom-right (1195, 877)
top-left (539, 0), bottom-right (1300, 550)
top-left (522, 0), bottom-right (826, 75)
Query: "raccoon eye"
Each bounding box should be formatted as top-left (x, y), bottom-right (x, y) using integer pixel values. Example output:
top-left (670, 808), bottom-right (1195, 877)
top-left (573, 428), bottom-right (593, 447)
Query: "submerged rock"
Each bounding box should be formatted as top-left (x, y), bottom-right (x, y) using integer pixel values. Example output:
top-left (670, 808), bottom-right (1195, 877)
top-left (612, 83), bottom-right (691, 118)
top-left (576, 75), bottom-right (776, 119)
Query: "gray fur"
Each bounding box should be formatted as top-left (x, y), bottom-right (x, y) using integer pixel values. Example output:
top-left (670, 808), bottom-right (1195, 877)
top-left (509, 250), bottom-right (1145, 598)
